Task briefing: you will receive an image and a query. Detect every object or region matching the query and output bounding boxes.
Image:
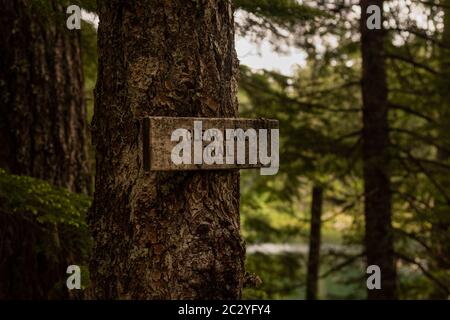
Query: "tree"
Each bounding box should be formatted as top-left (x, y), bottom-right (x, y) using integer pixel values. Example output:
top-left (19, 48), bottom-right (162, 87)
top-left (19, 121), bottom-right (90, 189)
top-left (306, 185), bottom-right (323, 300)
top-left (0, 0), bottom-right (90, 298)
top-left (0, 0), bottom-right (90, 193)
top-left (238, 0), bottom-right (450, 298)
top-left (89, 0), bottom-right (245, 299)
top-left (430, 0), bottom-right (450, 298)
top-left (360, 0), bottom-right (397, 299)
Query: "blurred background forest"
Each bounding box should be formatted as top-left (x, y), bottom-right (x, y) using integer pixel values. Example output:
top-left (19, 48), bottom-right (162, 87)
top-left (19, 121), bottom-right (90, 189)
top-left (0, 0), bottom-right (449, 299)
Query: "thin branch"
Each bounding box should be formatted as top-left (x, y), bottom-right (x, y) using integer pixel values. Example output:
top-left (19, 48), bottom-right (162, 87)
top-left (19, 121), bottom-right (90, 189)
top-left (388, 28), bottom-right (450, 50)
top-left (386, 53), bottom-right (438, 75)
top-left (320, 252), bottom-right (364, 279)
top-left (396, 252), bottom-right (450, 296)
top-left (389, 102), bottom-right (436, 124)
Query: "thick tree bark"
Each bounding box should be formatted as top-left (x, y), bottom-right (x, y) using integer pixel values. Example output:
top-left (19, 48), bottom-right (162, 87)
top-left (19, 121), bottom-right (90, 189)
top-left (0, 0), bottom-right (90, 193)
top-left (89, 0), bottom-right (245, 299)
top-left (306, 185), bottom-right (323, 300)
top-left (360, 0), bottom-right (397, 299)
top-left (0, 0), bottom-right (90, 299)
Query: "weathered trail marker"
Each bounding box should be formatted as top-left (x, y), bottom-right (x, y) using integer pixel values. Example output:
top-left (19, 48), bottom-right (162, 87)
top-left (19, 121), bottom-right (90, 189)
top-left (143, 117), bottom-right (279, 175)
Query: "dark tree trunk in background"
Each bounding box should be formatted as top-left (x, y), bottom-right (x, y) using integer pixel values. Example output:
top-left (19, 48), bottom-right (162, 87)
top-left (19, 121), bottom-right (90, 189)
top-left (360, 0), bottom-right (397, 299)
top-left (306, 186), bottom-right (323, 300)
top-left (0, 0), bottom-right (89, 299)
top-left (430, 0), bottom-right (450, 298)
top-left (89, 0), bottom-right (245, 299)
top-left (0, 0), bottom-right (90, 193)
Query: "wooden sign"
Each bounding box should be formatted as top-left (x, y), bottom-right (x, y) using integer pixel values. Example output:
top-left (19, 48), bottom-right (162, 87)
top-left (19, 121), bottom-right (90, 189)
top-left (143, 117), bottom-right (279, 175)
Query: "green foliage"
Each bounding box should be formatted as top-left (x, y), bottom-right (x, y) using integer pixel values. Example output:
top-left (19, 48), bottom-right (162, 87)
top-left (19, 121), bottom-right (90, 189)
top-left (234, 0), bottom-right (327, 43)
top-left (0, 169), bottom-right (91, 228)
top-left (243, 253), bottom-right (305, 299)
top-left (239, 0), bottom-right (450, 299)
top-left (235, 0), bottom-right (325, 26)
top-left (78, 0), bottom-right (97, 12)
top-left (243, 252), bottom-right (367, 299)
top-left (9, 0), bottom-right (449, 300)
top-left (0, 169), bottom-right (93, 297)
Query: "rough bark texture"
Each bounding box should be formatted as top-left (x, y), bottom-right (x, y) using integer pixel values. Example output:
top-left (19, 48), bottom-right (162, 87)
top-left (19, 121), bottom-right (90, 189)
top-left (360, 0), bottom-right (397, 299)
top-left (0, 209), bottom-right (88, 300)
top-left (89, 0), bottom-right (245, 299)
top-left (306, 186), bottom-right (323, 300)
top-left (0, 0), bottom-right (90, 299)
top-left (0, 210), bottom-right (55, 299)
top-left (0, 0), bottom-right (90, 193)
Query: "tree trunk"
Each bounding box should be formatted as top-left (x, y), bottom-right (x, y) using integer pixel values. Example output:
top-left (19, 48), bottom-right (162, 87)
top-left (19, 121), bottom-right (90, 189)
top-left (0, 0), bottom-right (90, 193)
top-left (360, 0), bottom-right (397, 299)
top-left (89, 0), bottom-right (245, 299)
top-left (0, 0), bottom-right (90, 299)
top-left (306, 185), bottom-right (323, 300)
top-left (430, 0), bottom-right (450, 298)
